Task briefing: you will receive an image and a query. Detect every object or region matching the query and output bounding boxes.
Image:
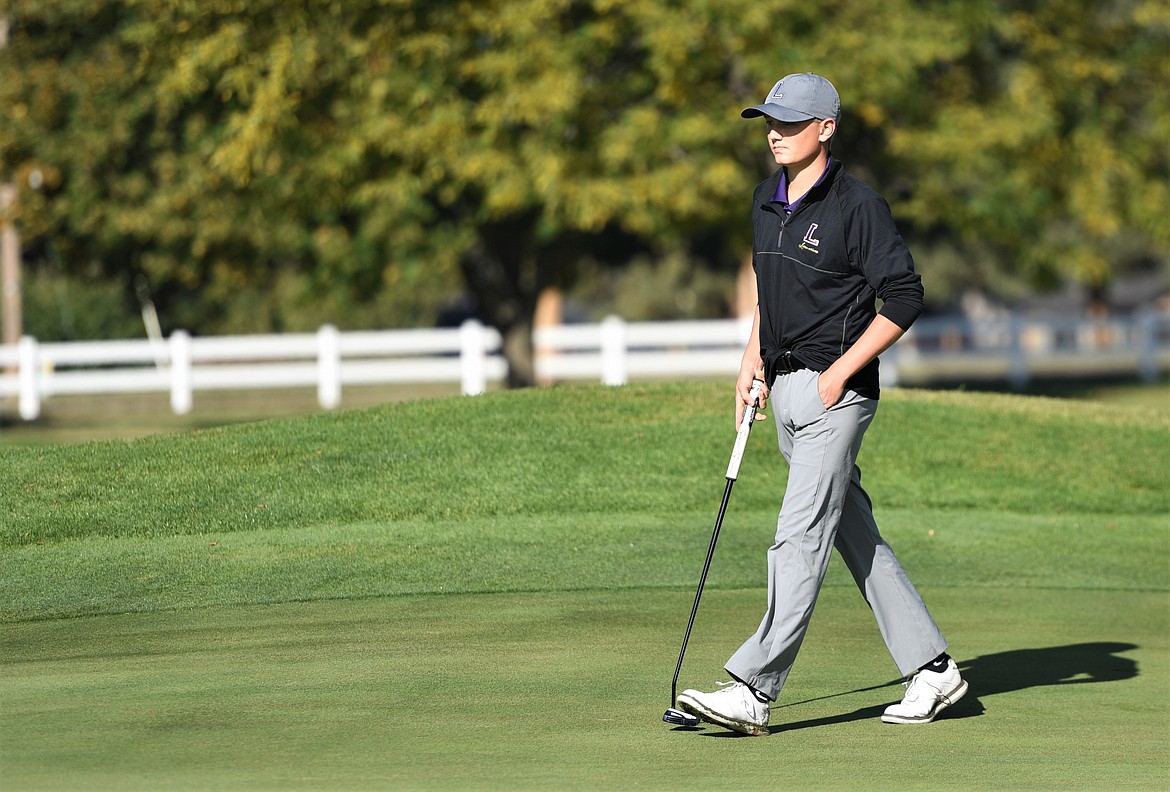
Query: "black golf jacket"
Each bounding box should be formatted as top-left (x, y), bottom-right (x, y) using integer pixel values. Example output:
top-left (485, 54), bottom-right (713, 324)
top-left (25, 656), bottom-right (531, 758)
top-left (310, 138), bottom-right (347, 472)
top-left (751, 159), bottom-right (924, 399)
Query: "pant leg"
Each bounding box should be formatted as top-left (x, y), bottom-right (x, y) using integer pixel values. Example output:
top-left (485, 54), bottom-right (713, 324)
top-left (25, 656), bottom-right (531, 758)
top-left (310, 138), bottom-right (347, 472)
top-left (834, 467), bottom-right (949, 676)
top-left (725, 370), bottom-right (873, 700)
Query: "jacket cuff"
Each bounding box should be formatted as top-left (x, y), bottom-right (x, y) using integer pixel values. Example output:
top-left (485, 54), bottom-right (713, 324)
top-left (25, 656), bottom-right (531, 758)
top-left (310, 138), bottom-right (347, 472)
top-left (878, 300), bottom-right (923, 331)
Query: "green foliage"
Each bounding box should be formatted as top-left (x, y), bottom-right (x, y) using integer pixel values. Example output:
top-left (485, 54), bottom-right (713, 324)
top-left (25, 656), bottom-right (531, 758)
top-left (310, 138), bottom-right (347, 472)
top-left (888, 0), bottom-right (1170, 294)
top-left (2, 0), bottom-right (1167, 351)
top-left (2, 0), bottom-right (466, 334)
top-left (22, 265), bottom-right (142, 340)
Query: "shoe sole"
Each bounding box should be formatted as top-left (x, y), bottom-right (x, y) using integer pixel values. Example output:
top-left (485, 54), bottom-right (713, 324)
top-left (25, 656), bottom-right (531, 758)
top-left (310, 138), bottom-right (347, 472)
top-left (675, 694), bottom-right (768, 736)
top-left (880, 679), bottom-right (969, 725)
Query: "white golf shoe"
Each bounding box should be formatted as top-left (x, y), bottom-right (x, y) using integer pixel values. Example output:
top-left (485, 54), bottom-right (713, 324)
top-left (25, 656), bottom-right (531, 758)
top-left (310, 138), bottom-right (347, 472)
top-left (881, 658), bottom-right (968, 724)
top-left (675, 681), bottom-right (769, 736)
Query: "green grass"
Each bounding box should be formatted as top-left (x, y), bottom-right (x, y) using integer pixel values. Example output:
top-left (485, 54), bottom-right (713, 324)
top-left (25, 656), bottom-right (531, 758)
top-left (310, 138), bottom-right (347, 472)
top-left (4, 588), bottom-right (1165, 791)
top-left (1, 381), bottom-right (1168, 790)
top-left (5, 383), bottom-right (1168, 550)
top-left (0, 383), bottom-right (469, 445)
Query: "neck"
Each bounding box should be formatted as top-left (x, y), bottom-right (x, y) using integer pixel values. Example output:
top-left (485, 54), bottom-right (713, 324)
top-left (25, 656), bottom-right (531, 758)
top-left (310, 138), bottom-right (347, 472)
top-left (785, 150), bottom-right (830, 204)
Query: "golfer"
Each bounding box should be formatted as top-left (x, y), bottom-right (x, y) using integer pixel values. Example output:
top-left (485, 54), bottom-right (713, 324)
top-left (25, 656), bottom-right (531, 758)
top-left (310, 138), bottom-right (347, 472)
top-left (675, 73), bottom-right (967, 735)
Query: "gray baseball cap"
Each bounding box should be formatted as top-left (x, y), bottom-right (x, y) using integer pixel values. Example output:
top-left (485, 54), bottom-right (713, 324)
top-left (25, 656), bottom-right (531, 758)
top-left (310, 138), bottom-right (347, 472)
top-left (741, 73), bottom-right (841, 122)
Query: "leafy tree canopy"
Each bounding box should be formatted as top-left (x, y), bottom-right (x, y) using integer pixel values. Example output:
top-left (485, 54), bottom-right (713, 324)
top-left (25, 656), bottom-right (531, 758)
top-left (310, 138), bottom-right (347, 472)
top-left (2, 0), bottom-right (1166, 381)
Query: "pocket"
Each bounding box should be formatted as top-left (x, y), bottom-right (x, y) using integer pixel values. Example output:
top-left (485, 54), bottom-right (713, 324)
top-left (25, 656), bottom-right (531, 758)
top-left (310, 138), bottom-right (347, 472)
top-left (790, 370), bottom-right (828, 428)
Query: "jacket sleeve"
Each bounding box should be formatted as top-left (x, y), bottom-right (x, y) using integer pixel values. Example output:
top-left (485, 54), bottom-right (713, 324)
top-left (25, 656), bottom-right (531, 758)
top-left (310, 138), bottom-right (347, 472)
top-left (849, 191), bottom-right (924, 331)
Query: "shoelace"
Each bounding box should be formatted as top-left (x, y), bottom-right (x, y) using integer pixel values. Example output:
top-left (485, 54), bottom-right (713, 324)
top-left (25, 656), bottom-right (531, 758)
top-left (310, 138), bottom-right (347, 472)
top-left (714, 680), bottom-right (769, 710)
top-left (902, 672), bottom-right (943, 702)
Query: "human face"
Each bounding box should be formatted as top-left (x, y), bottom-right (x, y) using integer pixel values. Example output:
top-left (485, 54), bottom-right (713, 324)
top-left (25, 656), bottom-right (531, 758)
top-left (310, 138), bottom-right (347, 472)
top-left (765, 117), bottom-right (834, 168)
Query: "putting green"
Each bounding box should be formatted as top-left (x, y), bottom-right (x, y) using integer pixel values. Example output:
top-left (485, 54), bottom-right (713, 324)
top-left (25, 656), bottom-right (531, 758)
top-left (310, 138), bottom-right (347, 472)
top-left (3, 584), bottom-right (1165, 791)
top-left (3, 383), bottom-right (1167, 789)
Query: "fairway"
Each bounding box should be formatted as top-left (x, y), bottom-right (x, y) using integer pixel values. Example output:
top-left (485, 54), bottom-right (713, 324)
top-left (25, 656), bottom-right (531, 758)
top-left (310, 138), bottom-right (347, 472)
top-left (2, 382), bottom-right (1168, 790)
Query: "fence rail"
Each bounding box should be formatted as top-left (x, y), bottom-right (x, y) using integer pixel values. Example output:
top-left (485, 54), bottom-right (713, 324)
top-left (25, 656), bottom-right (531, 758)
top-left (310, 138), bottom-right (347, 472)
top-left (1, 312), bottom-right (1167, 421)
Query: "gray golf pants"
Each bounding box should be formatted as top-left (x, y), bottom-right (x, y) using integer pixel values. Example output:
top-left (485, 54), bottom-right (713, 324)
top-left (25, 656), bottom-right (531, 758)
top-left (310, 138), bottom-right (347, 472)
top-left (725, 369), bottom-right (947, 701)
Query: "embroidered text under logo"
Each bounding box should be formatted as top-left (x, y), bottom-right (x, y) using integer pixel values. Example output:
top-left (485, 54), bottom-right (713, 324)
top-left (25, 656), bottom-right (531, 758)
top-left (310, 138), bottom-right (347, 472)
top-left (802, 224), bottom-right (820, 247)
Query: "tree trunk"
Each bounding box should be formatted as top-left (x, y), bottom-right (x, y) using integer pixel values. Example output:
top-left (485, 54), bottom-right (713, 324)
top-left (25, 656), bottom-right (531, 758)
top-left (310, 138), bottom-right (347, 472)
top-left (458, 211), bottom-right (541, 389)
top-left (502, 317), bottom-right (534, 389)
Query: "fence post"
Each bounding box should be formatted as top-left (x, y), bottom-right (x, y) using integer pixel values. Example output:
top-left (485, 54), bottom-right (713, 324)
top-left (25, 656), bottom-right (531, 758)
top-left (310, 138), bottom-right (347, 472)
top-left (1136, 308), bottom-right (1159, 383)
top-left (601, 315), bottom-right (627, 386)
top-left (460, 319), bottom-right (486, 396)
top-left (18, 335), bottom-right (39, 420)
top-left (317, 324), bottom-right (341, 409)
top-left (1008, 315), bottom-right (1029, 389)
top-left (880, 344), bottom-right (900, 389)
top-left (169, 330), bottom-right (192, 415)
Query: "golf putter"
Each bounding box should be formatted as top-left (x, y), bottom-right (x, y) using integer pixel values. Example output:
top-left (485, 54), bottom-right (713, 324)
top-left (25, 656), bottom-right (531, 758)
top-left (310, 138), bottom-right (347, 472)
top-left (663, 378), bottom-right (765, 728)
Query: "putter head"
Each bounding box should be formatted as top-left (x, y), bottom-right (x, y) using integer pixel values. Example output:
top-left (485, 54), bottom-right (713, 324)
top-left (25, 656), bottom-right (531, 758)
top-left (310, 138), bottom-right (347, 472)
top-left (663, 707), bottom-right (700, 728)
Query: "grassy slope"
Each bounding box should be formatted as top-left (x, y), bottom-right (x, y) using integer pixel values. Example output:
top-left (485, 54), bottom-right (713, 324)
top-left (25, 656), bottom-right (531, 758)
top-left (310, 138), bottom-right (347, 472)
top-left (2, 382), bottom-right (1167, 620)
top-left (4, 382), bottom-right (1168, 545)
top-left (1, 382), bottom-right (1167, 790)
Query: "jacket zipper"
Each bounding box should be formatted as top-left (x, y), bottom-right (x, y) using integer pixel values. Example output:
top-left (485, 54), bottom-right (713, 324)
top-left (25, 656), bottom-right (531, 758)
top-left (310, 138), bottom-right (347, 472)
top-left (777, 206), bottom-right (794, 250)
top-left (775, 205), bottom-right (786, 249)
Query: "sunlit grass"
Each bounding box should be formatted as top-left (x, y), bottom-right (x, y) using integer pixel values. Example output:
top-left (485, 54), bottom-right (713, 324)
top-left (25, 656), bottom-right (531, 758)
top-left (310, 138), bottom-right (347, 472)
top-left (1, 382), bottom-right (1166, 790)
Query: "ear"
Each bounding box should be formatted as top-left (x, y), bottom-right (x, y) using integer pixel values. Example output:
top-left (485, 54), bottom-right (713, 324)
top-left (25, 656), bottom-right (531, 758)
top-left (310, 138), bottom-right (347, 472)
top-left (819, 118), bottom-right (836, 143)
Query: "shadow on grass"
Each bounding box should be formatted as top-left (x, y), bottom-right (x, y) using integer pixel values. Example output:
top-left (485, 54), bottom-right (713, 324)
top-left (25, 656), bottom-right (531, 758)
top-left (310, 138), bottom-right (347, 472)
top-left (693, 642), bottom-right (1139, 737)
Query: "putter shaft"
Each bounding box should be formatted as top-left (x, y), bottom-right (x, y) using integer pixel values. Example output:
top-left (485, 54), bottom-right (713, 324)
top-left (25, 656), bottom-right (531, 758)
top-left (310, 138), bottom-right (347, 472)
top-left (666, 379), bottom-right (764, 716)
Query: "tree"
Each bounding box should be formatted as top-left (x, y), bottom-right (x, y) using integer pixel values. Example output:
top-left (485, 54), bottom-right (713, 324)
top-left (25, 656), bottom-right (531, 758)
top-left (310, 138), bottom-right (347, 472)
top-left (342, 0), bottom-right (967, 383)
top-left (1, 0), bottom-right (466, 336)
top-left (3, 0), bottom-right (1165, 381)
top-left (0, 0), bottom-right (966, 380)
top-left (882, 0), bottom-right (1170, 304)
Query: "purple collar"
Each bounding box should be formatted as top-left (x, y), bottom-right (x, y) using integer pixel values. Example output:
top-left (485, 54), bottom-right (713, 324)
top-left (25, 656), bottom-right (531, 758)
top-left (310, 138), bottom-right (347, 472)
top-left (772, 158), bottom-right (833, 213)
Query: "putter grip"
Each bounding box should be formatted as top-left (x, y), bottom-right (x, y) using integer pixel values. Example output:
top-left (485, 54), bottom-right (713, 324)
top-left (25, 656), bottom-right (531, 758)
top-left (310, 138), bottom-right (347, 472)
top-left (725, 378), bottom-right (764, 480)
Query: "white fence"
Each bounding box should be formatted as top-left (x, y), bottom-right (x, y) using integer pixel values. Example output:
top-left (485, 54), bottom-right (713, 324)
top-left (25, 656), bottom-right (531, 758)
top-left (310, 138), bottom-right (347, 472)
top-left (895, 310), bottom-right (1169, 387)
top-left (1, 312), bottom-right (1167, 421)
